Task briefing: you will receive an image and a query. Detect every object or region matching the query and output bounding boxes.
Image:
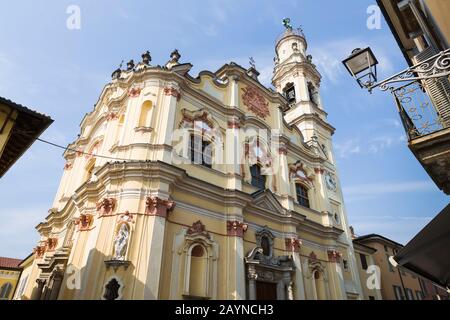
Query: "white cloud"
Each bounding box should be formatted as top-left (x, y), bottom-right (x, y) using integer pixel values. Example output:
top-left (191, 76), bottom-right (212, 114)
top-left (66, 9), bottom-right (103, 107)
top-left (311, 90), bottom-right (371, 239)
top-left (310, 37), bottom-right (395, 85)
top-left (334, 138), bottom-right (361, 158)
top-left (344, 180), bottom-right (437, 197)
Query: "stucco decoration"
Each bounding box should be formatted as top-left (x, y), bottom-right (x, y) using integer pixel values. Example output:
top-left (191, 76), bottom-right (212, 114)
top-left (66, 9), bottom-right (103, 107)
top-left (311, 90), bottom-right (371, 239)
top-left (33, 245), bottom-right (46, 258)
top-left (285, 237), bottom-right (302, 253)
top-left (46, 238), bottom-right (58, 251)
top-left (187, 220), bottom-right (211, 240)
top-left (145, 196), bottom-right (175, 218)
top-left (96, 197), bottom-right (116, 216)
top-left (113, 223), bottom-right (130, 261)
top-left (128, 87), bottom-right (141, 98)
top-left (289, 162), bottom-right (315, 187)
top-left (75, 214), bottom-right (93, 231)
top-left (327, 250), bottom-right (342, 263)
top-left (163, 87), bottom-right (181, 101)
top-left (226, 220), bottom-right (248, 237)
top-left (242, 86), bottom-right (270, 119)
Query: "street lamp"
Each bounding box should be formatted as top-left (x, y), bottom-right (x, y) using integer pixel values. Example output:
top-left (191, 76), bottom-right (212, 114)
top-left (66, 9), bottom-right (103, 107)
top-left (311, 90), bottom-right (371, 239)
top-left (342, 47), bottom-right (379, 90)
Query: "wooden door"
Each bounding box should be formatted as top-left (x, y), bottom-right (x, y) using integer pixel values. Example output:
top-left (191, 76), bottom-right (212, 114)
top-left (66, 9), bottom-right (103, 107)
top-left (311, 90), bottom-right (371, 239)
top-left (256, 281), bottom-right (277, 300)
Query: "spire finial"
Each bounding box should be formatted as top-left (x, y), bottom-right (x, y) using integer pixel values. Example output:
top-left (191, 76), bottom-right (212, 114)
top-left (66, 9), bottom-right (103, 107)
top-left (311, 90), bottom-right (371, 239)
top-left (249, 57), bottom-right (256, 69)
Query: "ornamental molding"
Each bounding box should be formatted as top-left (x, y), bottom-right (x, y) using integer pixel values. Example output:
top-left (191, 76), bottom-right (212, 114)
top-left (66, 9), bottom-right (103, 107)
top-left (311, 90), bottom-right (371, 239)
top-left (46, 238), bottom-right (58, 251)
top-left (327, 250), bottom-right (342, 263)
top-left (128, 87), bottom-right (142, 98)
top-left (289, 162), bottom-right (314, 183)
top-left (241, 86), bottom-right (270, 119)
top-left (226, 220), bottom-right (248, 237)
top-left (145, 196), bottom-right (175, 218)
top-left (163, 86), bottom-right (181, 101)
top-left (75, 214), bottom-right (94, 231)
top-left (33, 245), bottom-right (46, 258)
top-left (96, 197), bottom-right (116, 216)
top-left (186, 220), bottom-right (211, 240)
top-left (285, 237), bottom-right (302, 253)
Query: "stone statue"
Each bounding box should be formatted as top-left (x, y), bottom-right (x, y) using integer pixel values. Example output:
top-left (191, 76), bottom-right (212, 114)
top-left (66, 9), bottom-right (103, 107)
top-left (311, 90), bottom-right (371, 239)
top-left (113, 224), bottom-right (129, 260)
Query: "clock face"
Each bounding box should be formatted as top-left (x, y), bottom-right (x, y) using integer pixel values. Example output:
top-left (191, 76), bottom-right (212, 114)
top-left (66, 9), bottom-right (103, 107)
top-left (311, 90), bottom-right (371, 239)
top-left (325, 173), bottom-right (337, 191)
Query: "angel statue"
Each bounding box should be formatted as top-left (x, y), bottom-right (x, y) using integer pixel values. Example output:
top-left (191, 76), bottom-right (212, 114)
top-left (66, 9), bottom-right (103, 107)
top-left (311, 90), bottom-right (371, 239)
top-left (113, 224), bottom-right (129, 261)
top-left (283, 18), bottom-right (292, 30)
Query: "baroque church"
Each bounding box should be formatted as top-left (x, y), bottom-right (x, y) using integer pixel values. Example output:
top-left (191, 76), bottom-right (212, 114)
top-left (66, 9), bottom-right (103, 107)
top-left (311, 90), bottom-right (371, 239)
top-left (16, 20), bottom-right (365, 300)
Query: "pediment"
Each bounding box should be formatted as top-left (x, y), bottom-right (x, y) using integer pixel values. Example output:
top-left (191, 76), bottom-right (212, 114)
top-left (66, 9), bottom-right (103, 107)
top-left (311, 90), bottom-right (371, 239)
top-left (248, 190), bottom-right (287, 215)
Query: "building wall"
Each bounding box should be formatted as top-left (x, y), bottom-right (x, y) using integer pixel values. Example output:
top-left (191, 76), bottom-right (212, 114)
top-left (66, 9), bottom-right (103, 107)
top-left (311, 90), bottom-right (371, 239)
top-left (0, 268), bottom-right (20, 300)
top-left (424, 0), bottom-right (450, 47)
top-left (364, 241), bottom-right (424, 300)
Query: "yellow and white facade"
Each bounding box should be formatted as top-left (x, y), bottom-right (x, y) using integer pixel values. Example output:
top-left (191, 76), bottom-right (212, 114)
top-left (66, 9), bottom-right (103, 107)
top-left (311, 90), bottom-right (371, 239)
top-left (17, 23), bottom-right (364, 300)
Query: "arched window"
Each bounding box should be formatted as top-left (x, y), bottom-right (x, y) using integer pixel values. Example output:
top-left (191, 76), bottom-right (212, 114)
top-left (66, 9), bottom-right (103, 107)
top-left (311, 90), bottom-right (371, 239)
top-left (138, 100), bottom-right (153, 127)
top-left (85, 158), bottom-right (96, 183)
top-left (250, 164), bottom-right (266, 190)
top-left (283, 82), bottom-right (296, 104)
top-left (261, 236), bottom-right (270, 256)
top-left (307, 82), bottom-right (319, 105)
top-left (295, 183), bottom-right (310, 208)
top-left (189, 134), bottom-right (212, 168)
top-left (188, 244), bottom-right (208, 298)
top-left (0, 282), bottom-right (13, 300)
top-left (103, 278), bottom-right (121, 300)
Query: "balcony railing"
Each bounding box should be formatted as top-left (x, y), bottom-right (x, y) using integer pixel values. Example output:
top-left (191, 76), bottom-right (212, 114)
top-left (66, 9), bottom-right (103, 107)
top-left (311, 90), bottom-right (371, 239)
top-left (373, 48), bottom-right (450, 140)
top-left (393, 80), bottom-right (448, 140)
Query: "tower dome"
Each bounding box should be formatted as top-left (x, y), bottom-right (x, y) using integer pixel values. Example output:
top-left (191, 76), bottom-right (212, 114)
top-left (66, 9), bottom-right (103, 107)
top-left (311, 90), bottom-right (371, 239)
top-left (275, 19), bottom-right (307, 65)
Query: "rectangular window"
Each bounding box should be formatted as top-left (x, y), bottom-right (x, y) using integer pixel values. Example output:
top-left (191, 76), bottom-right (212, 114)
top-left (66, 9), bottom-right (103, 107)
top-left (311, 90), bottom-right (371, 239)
top-left (416, 291), bottom-right (424, 300)
top-left (359, 253), bottom-right (368, 270)
top-left (393, 285), bottom-right (405, 300)
top-left (250, 164), bottom-right (266, 190)
top-left (189, 135), bottom-right (212, 168)
top-left (295, 184), bottom-right (310, 208)
top-left (405, 288), bottom-right (414, 300)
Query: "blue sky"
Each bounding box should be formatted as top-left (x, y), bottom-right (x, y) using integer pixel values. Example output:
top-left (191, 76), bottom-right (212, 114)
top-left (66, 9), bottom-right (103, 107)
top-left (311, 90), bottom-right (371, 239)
top-left (0, 0), bottom-right (447, 258)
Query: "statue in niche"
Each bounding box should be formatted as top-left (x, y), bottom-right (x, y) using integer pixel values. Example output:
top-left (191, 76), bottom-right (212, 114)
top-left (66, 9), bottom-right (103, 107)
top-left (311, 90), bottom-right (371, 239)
top-left (113, 224), bottom-right (129, 261)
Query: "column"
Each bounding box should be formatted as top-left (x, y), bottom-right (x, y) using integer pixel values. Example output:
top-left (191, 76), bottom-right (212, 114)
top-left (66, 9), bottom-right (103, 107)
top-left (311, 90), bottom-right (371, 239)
top-left (143, 196), bottom-right (175, 299)
top-left (31, 279), bottom-right (46, 300)
top-left (160, 85), bottom-right (180, 163)
top-left (49, 272), bottom-right (64, 300)
top-left (247, 266), bottom-right (257, 300)
top-left (327, 250), bottom-right (346, 300)
top-left (226, 220), bottom-right (247, 300)
top-left (286, 238), bottom-right (306, 300)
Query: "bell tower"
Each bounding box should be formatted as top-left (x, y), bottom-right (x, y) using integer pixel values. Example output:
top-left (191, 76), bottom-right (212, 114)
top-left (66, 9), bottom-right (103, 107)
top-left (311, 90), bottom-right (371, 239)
top-left (272, 18), bottom-right (330, 147)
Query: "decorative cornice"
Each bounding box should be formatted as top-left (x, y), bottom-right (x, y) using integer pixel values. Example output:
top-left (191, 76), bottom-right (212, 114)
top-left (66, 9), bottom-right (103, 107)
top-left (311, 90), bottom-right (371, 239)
top-left (145, 196), bottom-right (175, 218)
top-left (226, 220), bottom-right (248, 237)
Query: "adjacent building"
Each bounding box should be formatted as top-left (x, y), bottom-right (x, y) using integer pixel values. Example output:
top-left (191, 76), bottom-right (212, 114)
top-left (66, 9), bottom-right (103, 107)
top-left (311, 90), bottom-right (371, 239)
top-left (352, 233), bottom-right (449, 300)
top-left (0, 96), bottom-right (53, 178)
top-left (0, 257), bottom-right (22, 300)
top-left (15, 21), bottom-right (366, 300)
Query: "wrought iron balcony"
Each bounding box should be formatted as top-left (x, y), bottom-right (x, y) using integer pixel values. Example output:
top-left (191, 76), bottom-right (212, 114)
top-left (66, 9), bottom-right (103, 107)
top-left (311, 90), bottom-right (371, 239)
top-left (375, 48), bottom-right (450, 140)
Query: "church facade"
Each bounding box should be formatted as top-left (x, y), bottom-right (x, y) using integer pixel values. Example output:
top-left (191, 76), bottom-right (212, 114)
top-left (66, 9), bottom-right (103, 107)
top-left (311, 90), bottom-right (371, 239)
top-left (17, 21), bottom-right (365, 300)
